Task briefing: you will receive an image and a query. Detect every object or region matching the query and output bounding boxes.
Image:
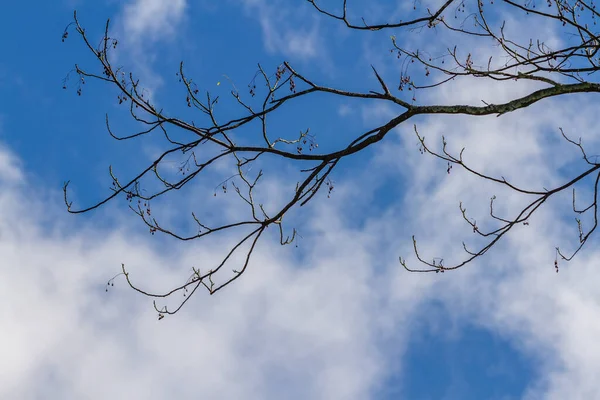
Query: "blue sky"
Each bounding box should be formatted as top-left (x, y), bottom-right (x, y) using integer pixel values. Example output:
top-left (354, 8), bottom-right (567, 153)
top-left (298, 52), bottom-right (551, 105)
top-left (1, 1), bottom-right (600, 399)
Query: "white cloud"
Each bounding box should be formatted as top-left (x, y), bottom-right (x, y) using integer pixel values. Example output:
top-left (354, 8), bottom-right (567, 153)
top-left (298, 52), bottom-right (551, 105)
top-left (122, 0), bottom-right (187, 44)
top-left (0, 143), bottom-right (432, 399)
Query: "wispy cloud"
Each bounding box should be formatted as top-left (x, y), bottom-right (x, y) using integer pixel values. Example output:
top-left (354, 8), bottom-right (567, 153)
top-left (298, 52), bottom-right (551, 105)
top-left (0, 143), bottom-right (22, 183)
top-left (122, 0), bottom-right (187, 44)
top-left (238, 0), bottom-right (322, 60)
top-left (112, 0), bottom-right (188, 94)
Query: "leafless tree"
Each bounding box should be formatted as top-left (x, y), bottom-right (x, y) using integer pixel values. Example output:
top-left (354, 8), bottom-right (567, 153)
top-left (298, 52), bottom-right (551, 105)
top-left (62, 1), bottom-right (600, 317)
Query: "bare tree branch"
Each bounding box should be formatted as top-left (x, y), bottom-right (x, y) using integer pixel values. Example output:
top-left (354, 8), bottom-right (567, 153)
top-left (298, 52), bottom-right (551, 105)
top-left (64, 1), bottom-right (600, 317)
